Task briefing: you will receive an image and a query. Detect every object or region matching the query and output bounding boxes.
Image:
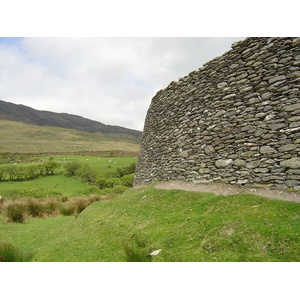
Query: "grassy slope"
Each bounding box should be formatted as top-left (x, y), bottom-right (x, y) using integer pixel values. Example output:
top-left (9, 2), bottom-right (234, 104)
top-left (1, 184), bottom-right (299, 262)
top-left (0, 119), bottom-right (140, 153)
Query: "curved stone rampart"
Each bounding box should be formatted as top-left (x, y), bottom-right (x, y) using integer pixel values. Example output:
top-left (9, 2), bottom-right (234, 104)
top-left (134, 37), bottom-right (300, 190)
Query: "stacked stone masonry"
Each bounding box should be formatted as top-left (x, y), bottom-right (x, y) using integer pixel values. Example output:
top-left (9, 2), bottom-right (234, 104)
top-left (134, 37), bottom-right (300, 190)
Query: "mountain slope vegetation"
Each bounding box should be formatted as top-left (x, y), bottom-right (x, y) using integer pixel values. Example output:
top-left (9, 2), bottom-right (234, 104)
top-left (0, 119), bottom-right (140, 153)
top-left (0, 99), bottom-right (142, 141)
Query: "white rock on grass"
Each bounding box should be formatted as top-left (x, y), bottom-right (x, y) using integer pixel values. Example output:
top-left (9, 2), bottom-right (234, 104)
top-left (149, 249), bottom-right (162, 256)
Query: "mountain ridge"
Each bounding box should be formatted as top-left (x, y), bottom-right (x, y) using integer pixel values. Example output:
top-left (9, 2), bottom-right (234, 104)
top-left (0, 99), bottom-right (142, 141)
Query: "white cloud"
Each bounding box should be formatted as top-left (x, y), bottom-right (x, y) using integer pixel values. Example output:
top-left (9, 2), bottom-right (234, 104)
top-left (0, 37), bottom-right (244, 130)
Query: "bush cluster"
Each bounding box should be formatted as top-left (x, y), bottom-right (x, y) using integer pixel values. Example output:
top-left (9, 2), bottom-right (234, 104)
top-left (63, 161), bottom-right (136, 194)
top-left (0, 161), bottom-right (61, 181)
top-left (0, 194), bottom-right (110, 223)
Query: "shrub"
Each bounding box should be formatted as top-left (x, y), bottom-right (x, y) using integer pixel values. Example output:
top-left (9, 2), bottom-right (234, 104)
top-left (71, 186), bottom-right (101, 197)
top-left (75, 165), bottom-right (97, 183)
top-left (60, 203), bottom-right (76, 216)
top-left (116, 162), bottom-right (136, 178)
top-left (0, 166), bottom-right (7, 180)
top-left (64, 161), bottom-right (82, 176)
top-left (122, 242), bottom-right (151, 262)
top-left (60, 198), bottom-right (87, 216)
top-left (43, 198), bottom-right (61, 216)
top-left (43, 161), bottom-right (61, 175)
top-left (3, 201), bottom-right (27, 223)
top-left (96, 175), bottom-right (109, 189)
top-left (26, 198), bottom-right (44, 217)
top-left (59, 196), bottom-right (100, 216)
top-left (87, 194), bottom-right (106, 202)
top-left (27, 165), bottom-right (40, 179)
top-left (0, 240), bottom-right (33, 262)
top-left (61, 195), bottom-right (69, 202)
top-left (111, 185), bottom-right (129, 194)
top-left (96, 175), bottom-right (120, 189)
top-left (74, 198), bottom-right (88, 214)
top-left (120, 174), bottom-right (134, 187)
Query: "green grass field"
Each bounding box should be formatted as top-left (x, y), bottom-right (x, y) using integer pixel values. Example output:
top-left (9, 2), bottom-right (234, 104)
top-left (1, 184), bottom-right (299, 262)
top-left (0, 155), bottom-right (137, 198)
top-left (52, 154), bottom-right (137, 171)
top-left (0, 174), bottom-right (91, 196)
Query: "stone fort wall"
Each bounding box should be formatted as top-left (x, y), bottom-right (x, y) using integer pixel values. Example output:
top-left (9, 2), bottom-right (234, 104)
top-left (134, 37), bottom-right (300, 190)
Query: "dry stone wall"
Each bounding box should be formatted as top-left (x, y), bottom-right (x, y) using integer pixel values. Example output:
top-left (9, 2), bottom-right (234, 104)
top-left (134, 37), bottom-right (300, 190)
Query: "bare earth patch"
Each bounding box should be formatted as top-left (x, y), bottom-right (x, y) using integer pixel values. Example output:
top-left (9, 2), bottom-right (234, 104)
top-left (154, 181), bottom-right (300, 203)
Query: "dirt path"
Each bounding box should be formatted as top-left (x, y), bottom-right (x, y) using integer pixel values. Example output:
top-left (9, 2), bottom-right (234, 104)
top-left (154, 181), bottom-right (300, 203)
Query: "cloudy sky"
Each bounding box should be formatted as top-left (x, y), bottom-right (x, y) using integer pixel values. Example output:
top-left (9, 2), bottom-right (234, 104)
top-left (0, 37), bottom-right (245, 131)
top-left (0, 1), bottom-right (295, 132)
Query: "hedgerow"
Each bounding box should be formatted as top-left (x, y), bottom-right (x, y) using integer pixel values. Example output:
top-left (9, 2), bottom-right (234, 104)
top-left (0, 161), bottom-right (61, 181)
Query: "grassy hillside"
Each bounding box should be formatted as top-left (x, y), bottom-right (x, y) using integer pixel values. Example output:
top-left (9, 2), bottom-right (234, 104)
top-left (0, 119), bottom-right (140, 153)
top-left (0, 99), bottom-right (142, 140)
top-left (1, 184), bottom-right (299, 262)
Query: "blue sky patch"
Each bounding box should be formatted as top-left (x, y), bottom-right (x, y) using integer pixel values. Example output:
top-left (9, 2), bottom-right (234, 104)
top-left (0, 37), bottom-right (23, 45)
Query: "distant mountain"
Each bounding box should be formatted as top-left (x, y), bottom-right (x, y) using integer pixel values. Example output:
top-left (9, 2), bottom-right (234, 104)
top-left (0, 100), bottom-right (142, 142)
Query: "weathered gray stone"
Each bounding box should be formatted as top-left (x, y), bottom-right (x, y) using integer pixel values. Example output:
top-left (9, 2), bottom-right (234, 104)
top-left (254, 168), bottom-right (269, 173)
top-left (179, 150), bottom-right (189, 157)
top-left (260, 146), bottom-right (277, 154)
top-left (237, 179), bottom-right (248, 185)
top-left (269, 75), bottom-right (286, 84)
top-left (217, 82), bottom-right (228, 89)
top-left (241, 151), bottom-right (257, 158)
top-left (290, 121), bottom-right (300, 128)
top-left (222, 93), bottom-right (236, 100)
top-left (285, 180), bottom-right (300, 187)
top-left (278, 144), bottom-right (298, 152)
top-left (287, 169), bottom-right (300, 174)
top-left (288, 116), bottom-right (300, 122)
top-left (264, 114), bottom-right (276, 121)
top-left (240, 86), bottom-right (253, 93)
top-left (230, 63), bottom-right (239, 69)
top-left (204, 145), bottom-right (215, 155)
top-left (215, 159), bottom-right (233, 168)
top-left (261, 92), bottom-right (273, 100)
top-left (285, 103), bottom-right (300, 112)
top-left (198, 168), bottom-right (210, 174)
top-left (234, 159), bottom-right (246, 168)
top-left (254, 129), bottom-right (268, 137)
top-left (280, 158), bottom-right (300, 168)
top-left (267, 123), bottom-right (286, 131)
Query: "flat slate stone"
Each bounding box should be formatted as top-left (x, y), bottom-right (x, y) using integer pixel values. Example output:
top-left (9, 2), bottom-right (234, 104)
top-left (280, 158), bottom-right (300, 168)
top-left (278, 144), bottom-right (298, 152)
top-left (215, 159), bottom-right (233, 168)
